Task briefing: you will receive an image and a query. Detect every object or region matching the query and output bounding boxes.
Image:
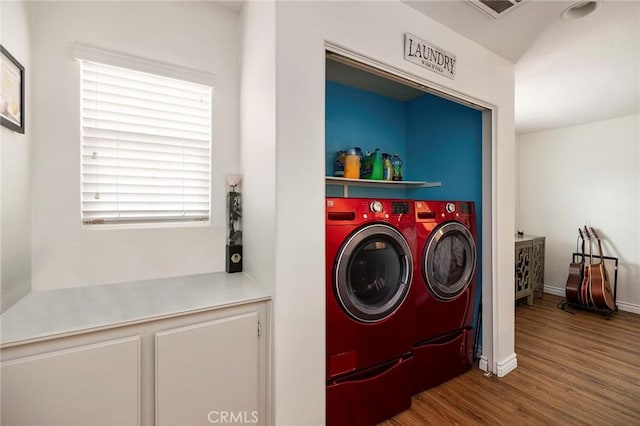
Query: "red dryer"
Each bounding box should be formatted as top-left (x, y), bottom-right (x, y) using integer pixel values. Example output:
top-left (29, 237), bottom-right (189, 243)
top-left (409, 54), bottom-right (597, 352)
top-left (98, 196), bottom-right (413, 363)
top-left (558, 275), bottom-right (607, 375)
top-left (412, 200), bottom-right (478, 394)
top-left (326, 197), bottom-right (416, 426)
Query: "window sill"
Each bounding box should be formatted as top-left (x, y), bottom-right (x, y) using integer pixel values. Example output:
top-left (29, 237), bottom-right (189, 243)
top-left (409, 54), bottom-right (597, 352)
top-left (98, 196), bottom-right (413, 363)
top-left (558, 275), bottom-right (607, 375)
top-left (82, 220), bottom-right (212, 231)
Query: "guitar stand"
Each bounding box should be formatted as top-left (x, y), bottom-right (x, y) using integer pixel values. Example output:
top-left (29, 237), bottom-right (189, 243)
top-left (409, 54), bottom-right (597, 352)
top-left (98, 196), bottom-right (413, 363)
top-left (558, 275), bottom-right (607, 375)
top-left (559, 253), bottom-right (619, 320)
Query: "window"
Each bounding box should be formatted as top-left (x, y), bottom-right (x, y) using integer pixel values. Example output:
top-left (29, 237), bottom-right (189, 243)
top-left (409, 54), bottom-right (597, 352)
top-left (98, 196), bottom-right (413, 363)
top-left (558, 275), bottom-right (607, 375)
top-left (79, 59), bottom-right (212, 225)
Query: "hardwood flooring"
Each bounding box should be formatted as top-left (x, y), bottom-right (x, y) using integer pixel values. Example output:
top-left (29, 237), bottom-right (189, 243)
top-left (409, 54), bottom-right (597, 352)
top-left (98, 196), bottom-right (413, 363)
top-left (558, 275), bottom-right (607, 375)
top-left (381, 294), bottom-right (640, 425)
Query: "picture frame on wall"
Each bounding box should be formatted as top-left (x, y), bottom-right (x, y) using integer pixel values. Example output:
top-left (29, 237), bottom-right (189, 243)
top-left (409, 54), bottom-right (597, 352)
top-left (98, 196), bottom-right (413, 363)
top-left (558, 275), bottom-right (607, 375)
top-left (1, 44), bottom-right (25, 134)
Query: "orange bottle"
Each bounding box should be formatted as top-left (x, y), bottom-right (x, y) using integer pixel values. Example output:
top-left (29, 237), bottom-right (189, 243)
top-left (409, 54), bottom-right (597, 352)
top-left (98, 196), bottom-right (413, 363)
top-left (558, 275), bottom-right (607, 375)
top-left (344, 149), bottom-right (360, 179)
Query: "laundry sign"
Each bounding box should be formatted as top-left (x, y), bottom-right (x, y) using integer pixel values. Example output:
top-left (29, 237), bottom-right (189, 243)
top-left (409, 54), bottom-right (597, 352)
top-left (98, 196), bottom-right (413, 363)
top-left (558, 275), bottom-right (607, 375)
top-left (404, 33), bottom-right (456, 79)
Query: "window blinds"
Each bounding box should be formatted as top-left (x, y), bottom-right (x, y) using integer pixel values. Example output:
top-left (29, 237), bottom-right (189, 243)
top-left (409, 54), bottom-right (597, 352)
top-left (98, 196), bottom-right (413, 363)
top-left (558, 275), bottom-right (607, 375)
top-left (80, 60), bottom-right (212, 225)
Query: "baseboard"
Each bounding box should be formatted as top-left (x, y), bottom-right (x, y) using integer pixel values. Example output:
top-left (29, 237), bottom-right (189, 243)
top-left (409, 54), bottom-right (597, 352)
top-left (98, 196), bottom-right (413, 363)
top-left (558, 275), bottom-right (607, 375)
top-left (495, 353), bottom-right (517, 377)
top-left (544, 285), bottom-right (640, 314)
top-left (478, 355), bottom-right (489, 372)
top-left (543, 285), bottom-right (565, 297)
top-left (615, 301), bottom-right (640, 315)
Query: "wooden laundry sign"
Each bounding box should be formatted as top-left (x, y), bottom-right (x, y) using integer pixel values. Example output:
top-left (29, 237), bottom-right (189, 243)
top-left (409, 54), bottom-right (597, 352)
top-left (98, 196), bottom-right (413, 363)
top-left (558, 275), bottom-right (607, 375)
top-left (404, 33), bottom-right (456, 79)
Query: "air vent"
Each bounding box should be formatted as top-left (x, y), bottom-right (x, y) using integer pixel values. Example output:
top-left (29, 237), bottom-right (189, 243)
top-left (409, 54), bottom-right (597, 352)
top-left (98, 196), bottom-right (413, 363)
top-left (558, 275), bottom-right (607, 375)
top-left (465, 0), bottom-right (527, 19)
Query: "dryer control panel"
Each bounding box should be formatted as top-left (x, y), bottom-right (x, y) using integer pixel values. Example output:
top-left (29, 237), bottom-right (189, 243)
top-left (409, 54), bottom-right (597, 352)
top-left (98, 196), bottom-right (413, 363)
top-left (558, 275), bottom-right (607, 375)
top-left (415, 200), bottom-right (475, 223)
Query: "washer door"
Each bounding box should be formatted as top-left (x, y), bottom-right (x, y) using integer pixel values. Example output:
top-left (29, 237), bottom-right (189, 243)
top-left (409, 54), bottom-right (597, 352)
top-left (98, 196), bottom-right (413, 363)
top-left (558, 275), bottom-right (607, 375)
top-left (334, 223), bottom-right (413, 323)
top-left (423, 221), bottom-right (476, 300)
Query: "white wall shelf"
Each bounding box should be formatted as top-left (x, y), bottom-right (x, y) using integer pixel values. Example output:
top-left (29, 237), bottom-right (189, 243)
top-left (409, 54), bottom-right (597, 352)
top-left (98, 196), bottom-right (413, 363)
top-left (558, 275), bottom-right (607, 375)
top-left (326, 176), bottom-right (441, 197)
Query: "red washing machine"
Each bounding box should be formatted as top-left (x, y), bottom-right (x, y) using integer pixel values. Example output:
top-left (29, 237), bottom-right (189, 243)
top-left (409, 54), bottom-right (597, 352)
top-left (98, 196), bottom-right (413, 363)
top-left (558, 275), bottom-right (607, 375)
top-left (326, 197), bottom-right (416, 426)
top-left (412, 200), bottom-right (478, 394)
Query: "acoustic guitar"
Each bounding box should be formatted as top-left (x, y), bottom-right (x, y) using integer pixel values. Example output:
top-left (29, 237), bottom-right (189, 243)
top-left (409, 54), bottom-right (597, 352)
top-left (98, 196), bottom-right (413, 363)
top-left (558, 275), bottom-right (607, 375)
top-left (565, 228), bottom-right (584, 305)
top-left (589, 228), bottom-right (615, 311)
top-left (581, 226), bottom-right (593, 307)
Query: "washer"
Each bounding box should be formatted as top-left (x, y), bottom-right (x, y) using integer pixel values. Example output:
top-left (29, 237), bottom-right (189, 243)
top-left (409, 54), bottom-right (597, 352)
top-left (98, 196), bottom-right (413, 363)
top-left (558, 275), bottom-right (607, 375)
top-left (326, 197), bottom-right (415, 426)
top-left (412, 200), bottom-right (478, 394)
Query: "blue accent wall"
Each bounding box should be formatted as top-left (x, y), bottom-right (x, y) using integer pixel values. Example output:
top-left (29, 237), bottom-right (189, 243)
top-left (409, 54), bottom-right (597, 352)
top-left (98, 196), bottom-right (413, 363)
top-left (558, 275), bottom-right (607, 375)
top-left (325, 81), bottom-right (407, 173)
top-left (405, 94), bottom-right (483, 334)
top-left (325, 81), bottom-right (406, 198)
top-left (405, 94), bottom-right (482, 202)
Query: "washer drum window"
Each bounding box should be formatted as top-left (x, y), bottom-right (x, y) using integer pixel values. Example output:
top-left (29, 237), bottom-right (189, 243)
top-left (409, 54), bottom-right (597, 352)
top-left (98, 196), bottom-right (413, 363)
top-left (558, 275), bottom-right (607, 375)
top-left (334, 224), bottom-right (413, 322)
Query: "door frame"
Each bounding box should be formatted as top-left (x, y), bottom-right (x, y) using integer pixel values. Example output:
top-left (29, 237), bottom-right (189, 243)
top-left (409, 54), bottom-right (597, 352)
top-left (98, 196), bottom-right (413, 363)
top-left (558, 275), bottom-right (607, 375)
top-left (324, 42), bottom-right (500, 374)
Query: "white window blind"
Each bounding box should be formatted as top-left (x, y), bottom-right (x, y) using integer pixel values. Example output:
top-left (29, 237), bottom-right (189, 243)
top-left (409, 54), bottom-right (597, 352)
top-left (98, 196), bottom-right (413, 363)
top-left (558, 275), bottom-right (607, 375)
top-left (80, 60), bottom-right (212, 225)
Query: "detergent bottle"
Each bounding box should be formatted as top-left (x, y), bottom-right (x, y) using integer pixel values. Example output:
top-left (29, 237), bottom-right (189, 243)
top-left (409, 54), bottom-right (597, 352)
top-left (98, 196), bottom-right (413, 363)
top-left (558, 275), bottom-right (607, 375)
top-left (391, 154), bottom-right (403, 181)
top-left (344, 149), bottom-right (360, 179)
top-left (371, 149), bottom-right (383, 180)
top-left (333, 151), bottom-right (346, 177)
top-left (360, 151), bottom-right (373, 179)
top-left (382, 153), bottom-right (393, 181)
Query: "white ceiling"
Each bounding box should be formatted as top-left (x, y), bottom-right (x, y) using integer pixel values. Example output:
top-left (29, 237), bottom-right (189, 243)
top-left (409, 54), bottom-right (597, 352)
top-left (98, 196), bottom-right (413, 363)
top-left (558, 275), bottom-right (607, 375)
top-left (403, 0), bottom-right (578, 63)
top-left (516, 1), bottom-right (640, 133)
top-left (403, 0), bottom-right (640, 134)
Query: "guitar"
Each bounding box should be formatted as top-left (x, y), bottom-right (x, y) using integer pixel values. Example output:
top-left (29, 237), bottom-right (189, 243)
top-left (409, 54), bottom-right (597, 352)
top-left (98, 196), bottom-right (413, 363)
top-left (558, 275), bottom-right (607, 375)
top-left (589, 228), bottom-right (615, 311)
top-left (565, 228), bottom-right (584, 304)
top-left (581, 226), bottom-right (593, 307)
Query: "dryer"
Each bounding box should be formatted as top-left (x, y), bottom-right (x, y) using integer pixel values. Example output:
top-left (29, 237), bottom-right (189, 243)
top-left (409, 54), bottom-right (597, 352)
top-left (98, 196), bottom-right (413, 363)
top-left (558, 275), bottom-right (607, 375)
top-left (412, 200), bottom-right (478, 394)
top-left (326, 197), bottom-right (415, 425)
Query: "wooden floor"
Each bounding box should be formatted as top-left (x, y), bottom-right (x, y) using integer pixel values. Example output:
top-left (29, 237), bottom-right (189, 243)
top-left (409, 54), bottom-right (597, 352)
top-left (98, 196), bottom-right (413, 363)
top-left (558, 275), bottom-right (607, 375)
top-left (381, 294), bottom-right (640, 425)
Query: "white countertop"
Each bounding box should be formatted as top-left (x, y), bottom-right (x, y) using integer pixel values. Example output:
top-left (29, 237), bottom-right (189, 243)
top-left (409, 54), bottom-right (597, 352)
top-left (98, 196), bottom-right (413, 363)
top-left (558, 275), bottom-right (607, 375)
top-left (0, 272), bottom-right (271, 347)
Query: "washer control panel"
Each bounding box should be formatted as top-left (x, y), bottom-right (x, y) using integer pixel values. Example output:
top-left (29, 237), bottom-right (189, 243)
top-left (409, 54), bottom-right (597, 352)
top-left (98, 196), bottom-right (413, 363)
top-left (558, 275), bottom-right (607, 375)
top-left (391, 202), bottom-right (409, 215)
top-left (326, 198), bottom-right (413, 224)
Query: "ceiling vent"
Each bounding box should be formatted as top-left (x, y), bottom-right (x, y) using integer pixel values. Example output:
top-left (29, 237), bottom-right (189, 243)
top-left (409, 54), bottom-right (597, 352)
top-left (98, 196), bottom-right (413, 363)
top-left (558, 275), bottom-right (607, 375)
top-left (465, 0), bottom-right (528, 19)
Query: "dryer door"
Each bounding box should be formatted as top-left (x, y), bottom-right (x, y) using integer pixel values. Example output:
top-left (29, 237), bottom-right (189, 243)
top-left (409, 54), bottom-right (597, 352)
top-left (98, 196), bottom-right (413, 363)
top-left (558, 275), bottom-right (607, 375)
top-left (423, 221), bottom-right (476, 300)
top-left (334, 223), bottom-right (413, 323)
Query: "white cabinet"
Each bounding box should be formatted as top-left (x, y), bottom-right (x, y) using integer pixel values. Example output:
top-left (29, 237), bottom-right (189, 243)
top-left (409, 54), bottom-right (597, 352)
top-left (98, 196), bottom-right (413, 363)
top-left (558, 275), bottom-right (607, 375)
top-left (2, 336), bottom-right (140, 426)
top-left (1, 301), bottom-right (269, 426)
top-left (155, 310), bottom-right (264, 426)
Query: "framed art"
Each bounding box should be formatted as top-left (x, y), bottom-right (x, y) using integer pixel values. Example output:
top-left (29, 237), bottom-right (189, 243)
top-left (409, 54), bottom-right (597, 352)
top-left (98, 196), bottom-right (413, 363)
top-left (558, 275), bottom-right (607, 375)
top-left (1, 44), bottom-right (25, 134)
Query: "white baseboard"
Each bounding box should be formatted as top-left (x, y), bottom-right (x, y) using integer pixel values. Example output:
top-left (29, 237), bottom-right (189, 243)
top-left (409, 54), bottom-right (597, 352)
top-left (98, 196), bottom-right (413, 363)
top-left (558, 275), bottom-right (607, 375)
top-left (495, 353), bottom-right (517, 377)
top-left (543, 285), bottom-right (565, 297)
top-left (478, 355), bottom-right (489, 373)
top-left (615, 301), bottom-right (640, 315)
top-left (544, 285), bottom-right (640, 314)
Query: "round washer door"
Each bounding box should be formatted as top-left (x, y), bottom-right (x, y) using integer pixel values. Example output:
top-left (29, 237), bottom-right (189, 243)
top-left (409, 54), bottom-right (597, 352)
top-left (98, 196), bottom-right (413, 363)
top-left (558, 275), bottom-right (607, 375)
top-left (334, 223), bottom-right (413, 323)
top-left (423, 221), bottom-right (476, 300)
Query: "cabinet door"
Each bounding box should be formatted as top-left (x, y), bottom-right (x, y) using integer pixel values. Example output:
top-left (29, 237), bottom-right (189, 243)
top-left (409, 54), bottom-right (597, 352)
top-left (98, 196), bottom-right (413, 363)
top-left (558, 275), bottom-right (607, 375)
top-left (1, 336), bottom-right (140, 426)
top-left (515, 242), bottom-right (533, 304)
top-left (155, 310), bottom-right (262, 426)
top-left (531, 238), bottom-right (545, 296)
